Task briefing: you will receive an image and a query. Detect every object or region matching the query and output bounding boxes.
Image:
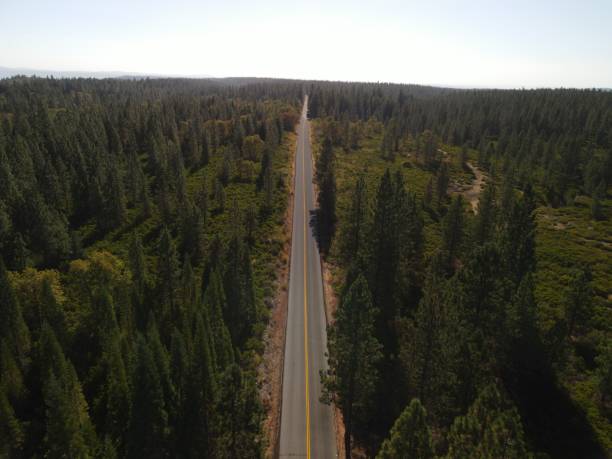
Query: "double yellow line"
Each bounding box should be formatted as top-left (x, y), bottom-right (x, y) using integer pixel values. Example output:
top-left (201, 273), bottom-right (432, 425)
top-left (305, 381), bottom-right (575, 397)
top-left (301, 112), bottom-right (311, 459)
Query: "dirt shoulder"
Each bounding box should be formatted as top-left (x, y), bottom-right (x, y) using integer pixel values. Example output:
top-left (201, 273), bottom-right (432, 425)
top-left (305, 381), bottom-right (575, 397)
top-left (321, 259), bottom-right (346, 458)
top-left (261, 134), bottom-right (296, 459)
top-left (311, 123), bottom-right (346, 458)
top-left (464, 162), bottom-right (486, 213)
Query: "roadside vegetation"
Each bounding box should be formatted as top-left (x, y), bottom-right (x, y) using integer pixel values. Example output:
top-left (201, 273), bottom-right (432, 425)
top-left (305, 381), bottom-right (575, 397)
top-left (0, 76), bottom-right (300, 458)
top-left (310, 83), bottom-right (612, 458)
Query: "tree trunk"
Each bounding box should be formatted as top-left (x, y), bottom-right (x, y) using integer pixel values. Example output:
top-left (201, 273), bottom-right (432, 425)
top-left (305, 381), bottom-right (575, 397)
top-left (344, 423), bottom-right (351, 459)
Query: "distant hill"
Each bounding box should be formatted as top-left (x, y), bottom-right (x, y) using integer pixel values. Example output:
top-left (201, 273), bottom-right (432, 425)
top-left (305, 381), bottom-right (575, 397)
top-left (0, 66), bottom-right (213, 80)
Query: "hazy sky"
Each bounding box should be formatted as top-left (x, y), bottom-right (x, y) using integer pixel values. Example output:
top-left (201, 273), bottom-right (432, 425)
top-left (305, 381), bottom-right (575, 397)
top-left (1, 0), bottom-right (611, 88)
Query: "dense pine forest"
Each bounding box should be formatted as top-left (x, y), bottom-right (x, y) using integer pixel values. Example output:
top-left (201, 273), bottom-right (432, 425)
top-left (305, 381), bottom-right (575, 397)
top-left (1, 76), bottom-right (611, 458)
top-left (311, 83), bottom-right (612, 457)
top-left (0, 76), bottom-right (302, 458)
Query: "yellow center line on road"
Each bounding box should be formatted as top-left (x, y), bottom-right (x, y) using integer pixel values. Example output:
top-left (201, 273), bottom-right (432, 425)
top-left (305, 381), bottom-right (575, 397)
top-left (302, 114), bottom-right (311, 459)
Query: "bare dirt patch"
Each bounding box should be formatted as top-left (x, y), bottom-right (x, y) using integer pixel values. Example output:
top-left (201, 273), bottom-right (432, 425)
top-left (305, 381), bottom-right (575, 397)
top-left (463, 162), bottom-right (486, 213)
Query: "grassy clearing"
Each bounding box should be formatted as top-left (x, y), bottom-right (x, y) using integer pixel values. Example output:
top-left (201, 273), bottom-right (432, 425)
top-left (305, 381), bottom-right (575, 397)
top-left (535, 197), bottom-right (612, 450)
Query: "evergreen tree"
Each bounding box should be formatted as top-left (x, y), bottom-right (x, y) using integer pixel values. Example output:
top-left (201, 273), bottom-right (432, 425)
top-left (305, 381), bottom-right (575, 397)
top-left (458, 143), bottom-right (468, 170)
top-left (446, 383), bottom-right (530, 459)
top-left (39, 324), bottom-right (99, 458)
top-left (322, 274), bottom-right (382, 458)
top-left (595, 343), bottom-right (612, 409)
top-left (129, 233), bottom-right (150, 329)
top-left (103, 166), bottom-right (127, 231)
top-left (203, 269), bottom-right (235, 371)
top-left (473, 182), bottom-right (496, 245)
top-left (260, 159), bottom-right (274, 216)
top-left (223, 235), bottom-right (256, 347)
top-left (182, 122), bottom-right (201, 170)
top-left (405, 252), bottom-right (451, 413)
top-left (563, 267), bottom-right (593, 342)
top-left (442, 195), bottom-right (464, 268)
top-left (0, 383), bottom-right (24, 457)
top-left (178, 312), bottom-right (217, 457)
top-left (436, 162), bottom-right (450, 206)
top-left (316, 137), bottom-right (337, 254)
top-left (591, 181), bottom-right (605, 220)
top-left (500, 184), bottom-right (536, 284)
top-left (215, 364), bottom-right (264, 458)
top-left (156, 227), bottom-right (180, 334)
top-left (339, 175), bottom-right (368, 263)
top-left (127, 335), bottom-right (168, 459)
top-left (423, 177), bottom-right (433, 209)
top-left (214, 179), bottom-right (226, 213)
top-left (180, 202), bottom-right (204, 264)
top-left (367, 169), bottom-right (400, 352)
top-left (377, 399), bottom-right (433, 459)
top-left (0, 258), bottom-right (30, 368)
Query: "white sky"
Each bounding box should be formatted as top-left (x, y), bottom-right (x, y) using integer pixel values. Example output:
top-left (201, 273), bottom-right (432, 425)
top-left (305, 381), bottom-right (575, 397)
top-left (1, 0), bottom-right (611, 88)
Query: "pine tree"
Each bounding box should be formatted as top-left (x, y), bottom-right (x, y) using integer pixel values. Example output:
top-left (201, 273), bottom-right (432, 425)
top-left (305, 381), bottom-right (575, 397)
top-left (0, 339), bottom-right (24, 406)
top-left (182, 122), bottom-right (201, 170)
top-left (223, 236), bottom-right (256, 347)
top-left (91, 329), bottom-right (130, 455)
top-left (179, 256), bottom-right (197, 315)
top-left (0, 384), bottom-right (24, 457)
top-left (178, 312), bottom-right (217, 457)
top-left (377, 399), bottom-right (433, 459)
top-left (446, 383), bottom-right (529, 459)
top-left (129, 233), bottom-right (150, 329)
top-left (180, 202), bottom-right (204, 264)
top-left (215, 364), bottom-right (264, 458)
top-left (504, 273), bottom-right (545, 381)
top-left (203, 269), bottom-right (235, 370)
top-left (473, 182), bottom-right (496, 245)
top-left (407, 252), bottom-right (450, 411)
top-left (423, 177), bottom-right (433, 209)
top-left (394, 170), bottom-right (424, 307)
top-left (458, 143), bottom-right (468, 170)
top-left (591, 181), bottom-right (605, 220)
top-left (500, 183), bottom-right (536, 284)
top-left (339, 176), bottom-right (368, 263)
top-left (260, 160), bottom-right (274, 216)
top-left (563, 267), bottom-right (593, 342)
top-left (103, 165), bottom-right (127, 231)
top-left (442, 195), bottom-right (464, 268)
top-left (127, 335), bottom-right (168, 459)
top-left (214, 179), bottom-right (226, 213)
top-left (367, 169), bottom-right (400, 352)
top-left (129, 233), bottom-right (149, 295)
top-left (219, 152), bottom-right (232, 186)
top-left (39, 277), bottom-right (67, 344)
top-left (316, 137), bottom-right (337, 254)
top-left (436, 162), bottom-right (449, 206)
top-left (87, 289), bottom-right (130, 451)
top-left (156, 227), bottom-right (180, 333)
top-left (39, 324), bottom-right (99, 458)
top-left (0, 258), bottom-right (30, 368)
top-left (595, 343), bottom-right (612, 408)
top-left (322, 274), bottom-right (382, 458)
top-left (147, 321), bottom-right (176, 416)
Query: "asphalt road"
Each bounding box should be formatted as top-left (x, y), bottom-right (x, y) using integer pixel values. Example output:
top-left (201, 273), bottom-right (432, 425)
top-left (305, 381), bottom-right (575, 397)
top-left (279, 96), bottom-right (337, 458)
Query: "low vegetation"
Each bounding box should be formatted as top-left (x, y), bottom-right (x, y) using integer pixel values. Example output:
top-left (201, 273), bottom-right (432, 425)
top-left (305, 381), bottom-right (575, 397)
top-left (310, 82), bottom-right (611, 458)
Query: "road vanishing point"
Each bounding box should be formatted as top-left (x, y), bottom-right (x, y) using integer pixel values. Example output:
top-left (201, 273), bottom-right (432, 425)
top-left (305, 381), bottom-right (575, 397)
top-left (278, 96), bottom-right (337, 458)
